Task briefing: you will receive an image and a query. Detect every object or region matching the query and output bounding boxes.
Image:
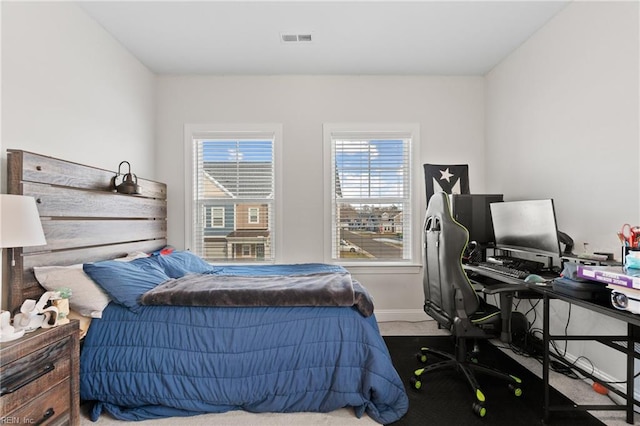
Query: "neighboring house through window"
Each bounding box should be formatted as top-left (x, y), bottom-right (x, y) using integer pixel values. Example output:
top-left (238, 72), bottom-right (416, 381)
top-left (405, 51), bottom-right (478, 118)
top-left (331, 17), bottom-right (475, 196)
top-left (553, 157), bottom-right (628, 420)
top-left (185, 124), bottom-right (281, 263)
top-left (323, 123), bottom-right (420, 265)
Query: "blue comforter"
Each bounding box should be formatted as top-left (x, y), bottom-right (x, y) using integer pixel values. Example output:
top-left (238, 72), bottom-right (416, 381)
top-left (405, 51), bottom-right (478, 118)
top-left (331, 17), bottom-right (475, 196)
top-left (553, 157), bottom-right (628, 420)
top-left (80, 303), bottom-right (408, 423)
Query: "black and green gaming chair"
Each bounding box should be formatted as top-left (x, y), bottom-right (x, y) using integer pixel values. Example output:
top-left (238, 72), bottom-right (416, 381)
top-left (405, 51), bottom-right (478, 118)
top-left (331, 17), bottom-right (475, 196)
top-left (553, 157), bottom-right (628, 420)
top-left (411, 191), bottom-right (523, 418)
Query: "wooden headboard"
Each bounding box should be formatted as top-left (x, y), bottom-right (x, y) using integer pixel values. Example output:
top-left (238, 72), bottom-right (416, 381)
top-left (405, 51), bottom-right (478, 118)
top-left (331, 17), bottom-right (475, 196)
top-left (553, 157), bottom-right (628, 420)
top-left (5, 150), bottom-right (167, 313)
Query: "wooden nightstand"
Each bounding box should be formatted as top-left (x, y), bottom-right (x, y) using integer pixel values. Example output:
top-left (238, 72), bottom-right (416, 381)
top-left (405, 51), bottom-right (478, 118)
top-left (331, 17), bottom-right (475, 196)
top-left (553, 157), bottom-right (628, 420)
top-left (1, 320), bottom-right (80, 425)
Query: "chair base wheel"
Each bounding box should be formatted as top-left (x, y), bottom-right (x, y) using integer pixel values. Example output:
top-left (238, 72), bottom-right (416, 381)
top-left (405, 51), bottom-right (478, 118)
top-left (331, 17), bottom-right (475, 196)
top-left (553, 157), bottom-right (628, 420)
top-left (472, 401), bottom-right (486, 417)
top-left (409, 376), bottom-right (422, 390)
top-left (509, 383), bottom-right (523, 397)
top-left (416, 347), bottom-right (429, 363)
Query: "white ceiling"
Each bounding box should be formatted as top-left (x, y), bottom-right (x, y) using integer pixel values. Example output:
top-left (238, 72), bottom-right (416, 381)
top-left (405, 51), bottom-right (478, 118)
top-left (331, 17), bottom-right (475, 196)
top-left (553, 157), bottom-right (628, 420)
top-left (77, 1), bottom-right (570, 76)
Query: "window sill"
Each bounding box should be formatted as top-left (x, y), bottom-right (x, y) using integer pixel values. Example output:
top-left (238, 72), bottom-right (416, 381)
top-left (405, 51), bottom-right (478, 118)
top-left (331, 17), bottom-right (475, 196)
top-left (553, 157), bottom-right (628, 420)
top-left (339, 263), bottom-right (422, 275)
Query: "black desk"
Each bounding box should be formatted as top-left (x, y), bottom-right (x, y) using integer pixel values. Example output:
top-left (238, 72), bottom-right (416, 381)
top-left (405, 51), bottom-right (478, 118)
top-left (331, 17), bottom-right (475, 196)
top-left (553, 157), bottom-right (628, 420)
top-left (464, 264), bottom-right (640, 424)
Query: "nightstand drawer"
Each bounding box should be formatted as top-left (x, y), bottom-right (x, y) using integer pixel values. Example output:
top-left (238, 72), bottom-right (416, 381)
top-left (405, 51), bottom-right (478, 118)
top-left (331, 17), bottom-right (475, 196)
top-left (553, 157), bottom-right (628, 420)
top-left (1, 335), bottom-right (72, 414)
top-left (3, 378), bottom-right (71, 426)
top-left (0, 321), bottom-right (79, 425)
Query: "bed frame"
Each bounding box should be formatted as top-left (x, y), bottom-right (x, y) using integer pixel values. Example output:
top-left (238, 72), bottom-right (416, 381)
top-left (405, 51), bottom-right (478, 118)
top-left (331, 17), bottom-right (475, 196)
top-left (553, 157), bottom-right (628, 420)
top-left (5, 150), bottom-right (167, 314)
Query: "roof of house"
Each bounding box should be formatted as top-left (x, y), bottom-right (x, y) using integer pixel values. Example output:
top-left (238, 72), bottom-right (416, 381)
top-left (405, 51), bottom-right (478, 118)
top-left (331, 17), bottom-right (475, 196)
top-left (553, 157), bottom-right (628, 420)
top-left (227, 230), bottom-right (270, 239)
top-left (203, 161), bottom-right (273, 198)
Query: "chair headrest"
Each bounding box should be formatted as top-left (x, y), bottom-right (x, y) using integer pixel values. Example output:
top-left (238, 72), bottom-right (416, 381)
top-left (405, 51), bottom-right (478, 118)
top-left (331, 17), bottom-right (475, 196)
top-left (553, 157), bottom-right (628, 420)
top-left (425, 191), bottom-right (469, 247)
top-left (426, 192), bottom-right (453, 223)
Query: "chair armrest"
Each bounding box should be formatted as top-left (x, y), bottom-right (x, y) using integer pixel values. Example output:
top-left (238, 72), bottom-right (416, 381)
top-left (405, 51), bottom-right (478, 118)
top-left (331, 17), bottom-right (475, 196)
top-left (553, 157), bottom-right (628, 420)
top-left (480, 284), bottom-right (527, 344)
top-left (481, 283), bottom-right (528, 294)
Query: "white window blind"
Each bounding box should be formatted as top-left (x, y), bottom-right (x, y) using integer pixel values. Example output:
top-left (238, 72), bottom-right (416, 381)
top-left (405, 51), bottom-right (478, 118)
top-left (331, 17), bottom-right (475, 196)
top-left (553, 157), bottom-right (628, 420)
top-left (190, 134), bottom-right (275, 263)
top-left (326, 125), bottom-right (416, 263)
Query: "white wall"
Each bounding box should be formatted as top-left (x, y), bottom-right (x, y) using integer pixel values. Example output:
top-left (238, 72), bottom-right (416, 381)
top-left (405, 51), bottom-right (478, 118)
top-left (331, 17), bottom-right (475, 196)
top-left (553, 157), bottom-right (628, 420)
top-left (0, 2), bottom-right (157, 309)
top-left (486, 1), bottom-right (639, 256)
top-left (486, 1), bottom-right (639, 387)
top-left (1, 2), bottom-right (157, 179)
top-left (156, 75), bottom-right (486, 317)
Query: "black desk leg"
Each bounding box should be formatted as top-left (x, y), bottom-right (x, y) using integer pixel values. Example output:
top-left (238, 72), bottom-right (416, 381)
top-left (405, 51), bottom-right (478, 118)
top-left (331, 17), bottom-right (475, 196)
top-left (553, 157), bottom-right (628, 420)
top-left (543, 293), bottom-right (550, 423)
top-left (626, 323), bottom-right (634, 424)
top-left (500, 292), bottom-right (514, 343)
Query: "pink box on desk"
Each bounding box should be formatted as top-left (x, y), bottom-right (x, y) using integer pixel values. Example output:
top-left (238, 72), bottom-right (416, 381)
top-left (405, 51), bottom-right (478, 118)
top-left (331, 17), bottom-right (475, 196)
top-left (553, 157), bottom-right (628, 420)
top-left (577, 265), bottom-right (640, 289)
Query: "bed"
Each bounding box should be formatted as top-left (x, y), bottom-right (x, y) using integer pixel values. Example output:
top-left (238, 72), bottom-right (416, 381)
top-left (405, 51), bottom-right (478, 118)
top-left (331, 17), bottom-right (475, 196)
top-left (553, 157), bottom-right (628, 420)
top-left (5, 150), bottom-right (408, 424)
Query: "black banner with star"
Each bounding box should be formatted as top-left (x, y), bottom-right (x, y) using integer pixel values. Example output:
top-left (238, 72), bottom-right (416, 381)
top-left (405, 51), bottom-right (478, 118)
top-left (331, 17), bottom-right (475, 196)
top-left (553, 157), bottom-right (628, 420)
top-left (423, 164), bottom-right (470, 203)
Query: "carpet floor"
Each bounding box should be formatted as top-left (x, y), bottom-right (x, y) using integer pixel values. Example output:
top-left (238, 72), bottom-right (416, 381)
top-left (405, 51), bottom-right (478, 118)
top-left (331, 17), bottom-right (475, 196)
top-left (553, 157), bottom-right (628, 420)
top-left (384, 335), bottom-right (605, 426)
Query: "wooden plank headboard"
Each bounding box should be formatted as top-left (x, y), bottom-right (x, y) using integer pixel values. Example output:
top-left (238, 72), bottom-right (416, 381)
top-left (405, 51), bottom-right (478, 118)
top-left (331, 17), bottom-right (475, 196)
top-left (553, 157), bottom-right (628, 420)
top-left (5, 150), bottom-right (167, 313)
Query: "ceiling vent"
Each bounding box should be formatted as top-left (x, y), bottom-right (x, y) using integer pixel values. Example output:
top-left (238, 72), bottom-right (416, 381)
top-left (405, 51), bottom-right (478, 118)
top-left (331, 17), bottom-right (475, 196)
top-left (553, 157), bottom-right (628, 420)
top-left (281, 33), bottom-right (313, 43)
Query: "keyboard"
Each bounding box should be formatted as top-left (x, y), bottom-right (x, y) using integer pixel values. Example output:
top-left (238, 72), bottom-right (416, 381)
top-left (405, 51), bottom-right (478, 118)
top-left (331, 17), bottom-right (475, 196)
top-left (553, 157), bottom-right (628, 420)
top-left (476, 262), bottom-right (530, 279)
top-left (489, 256), bottom-right (544, 273)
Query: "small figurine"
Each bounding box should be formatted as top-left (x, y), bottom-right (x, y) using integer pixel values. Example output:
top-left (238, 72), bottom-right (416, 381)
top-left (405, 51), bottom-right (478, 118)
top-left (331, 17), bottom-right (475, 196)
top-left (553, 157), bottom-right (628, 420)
top-left (50, 287), bottom-right (72, 325)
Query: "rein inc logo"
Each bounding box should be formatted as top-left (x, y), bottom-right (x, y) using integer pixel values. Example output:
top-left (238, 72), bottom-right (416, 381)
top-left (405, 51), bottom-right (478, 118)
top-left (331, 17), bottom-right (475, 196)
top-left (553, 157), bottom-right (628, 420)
top-left (1, 417), bottom-right (36, 424)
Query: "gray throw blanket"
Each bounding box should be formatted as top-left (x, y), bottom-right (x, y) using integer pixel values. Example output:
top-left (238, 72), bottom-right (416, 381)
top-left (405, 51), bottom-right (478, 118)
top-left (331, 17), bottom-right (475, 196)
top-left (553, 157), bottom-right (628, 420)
top-left (141, 272), bottom-right (374, 317)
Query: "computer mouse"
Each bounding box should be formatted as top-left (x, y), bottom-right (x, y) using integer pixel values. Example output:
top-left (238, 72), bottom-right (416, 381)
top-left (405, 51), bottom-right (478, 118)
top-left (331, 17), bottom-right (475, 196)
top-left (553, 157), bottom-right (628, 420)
top-left (524, 274), bottom-right (547, 284)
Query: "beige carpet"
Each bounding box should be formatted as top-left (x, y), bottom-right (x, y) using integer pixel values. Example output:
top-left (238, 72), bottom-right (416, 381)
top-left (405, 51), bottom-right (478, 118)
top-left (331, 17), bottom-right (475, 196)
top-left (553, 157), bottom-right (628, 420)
top-left (80, 406), bottom-right (377, 425)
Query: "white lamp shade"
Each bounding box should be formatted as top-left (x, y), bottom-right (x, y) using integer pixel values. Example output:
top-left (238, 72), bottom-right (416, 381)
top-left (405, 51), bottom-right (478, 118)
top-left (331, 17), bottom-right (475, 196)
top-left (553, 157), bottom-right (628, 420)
top-left (0, 194), bottom-right (47, 248)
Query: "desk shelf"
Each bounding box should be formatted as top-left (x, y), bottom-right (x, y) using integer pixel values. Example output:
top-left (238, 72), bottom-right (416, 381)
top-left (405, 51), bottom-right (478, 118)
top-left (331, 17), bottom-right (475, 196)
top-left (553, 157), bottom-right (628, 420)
top-left (540, 290), bottom-right (640, 424)
top-left (465, 264), bottom-right (640, 424)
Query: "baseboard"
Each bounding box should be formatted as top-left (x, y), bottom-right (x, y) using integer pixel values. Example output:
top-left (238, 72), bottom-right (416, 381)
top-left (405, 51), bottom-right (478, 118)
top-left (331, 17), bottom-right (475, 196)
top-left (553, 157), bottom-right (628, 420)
top-left (562, 351), bottom-right (640, 409)
top-left (375, 309), bottom-right (426, 322)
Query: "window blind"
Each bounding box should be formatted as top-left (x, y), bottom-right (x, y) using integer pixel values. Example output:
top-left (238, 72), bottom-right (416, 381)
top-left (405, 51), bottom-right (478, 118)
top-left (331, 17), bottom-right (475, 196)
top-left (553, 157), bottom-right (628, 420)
top-left (330, 135), bottom-right (412, 262)
top-left (192, 137), bottom-right (275, 262)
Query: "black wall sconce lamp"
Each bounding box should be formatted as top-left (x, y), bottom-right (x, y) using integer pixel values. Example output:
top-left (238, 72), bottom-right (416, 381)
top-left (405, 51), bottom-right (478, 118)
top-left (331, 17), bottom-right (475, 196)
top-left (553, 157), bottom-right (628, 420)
top-left (110, 161), bottom-right (141, 194)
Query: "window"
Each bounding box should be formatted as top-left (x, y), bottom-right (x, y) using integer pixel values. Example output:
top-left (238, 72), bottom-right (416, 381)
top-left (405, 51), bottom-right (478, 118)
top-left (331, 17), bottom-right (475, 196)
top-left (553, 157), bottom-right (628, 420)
top-left (324, 123), bottom-right (420, 265)
top-left (206, 207), bottom-right (225, 228)
top-left (248, 207), bottom-right (259, 224)
top-left (185, 124), bottom-right (281, 263)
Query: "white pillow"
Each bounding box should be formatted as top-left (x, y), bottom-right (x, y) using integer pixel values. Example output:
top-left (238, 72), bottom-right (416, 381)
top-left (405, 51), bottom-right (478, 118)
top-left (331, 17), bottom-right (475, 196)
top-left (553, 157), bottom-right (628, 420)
top-left (33, 264), bottom-right (111, 318)
top-left (113, 251), bottom-right (149, 262)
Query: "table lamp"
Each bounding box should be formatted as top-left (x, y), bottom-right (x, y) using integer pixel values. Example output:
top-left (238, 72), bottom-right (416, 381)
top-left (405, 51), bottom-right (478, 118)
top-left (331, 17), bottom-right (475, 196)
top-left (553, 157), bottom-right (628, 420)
top-left (0, 194), bottom-right (47, 342)
top-left (0, 194), bottom-right (47, 263)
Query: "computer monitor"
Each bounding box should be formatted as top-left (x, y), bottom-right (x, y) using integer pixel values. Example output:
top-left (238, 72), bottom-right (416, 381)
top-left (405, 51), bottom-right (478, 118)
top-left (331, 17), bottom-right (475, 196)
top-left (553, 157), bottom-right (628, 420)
top-left (450, 194), bottom-right (503, 245)
top-left (489, 199), bottom-right (562, 258)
